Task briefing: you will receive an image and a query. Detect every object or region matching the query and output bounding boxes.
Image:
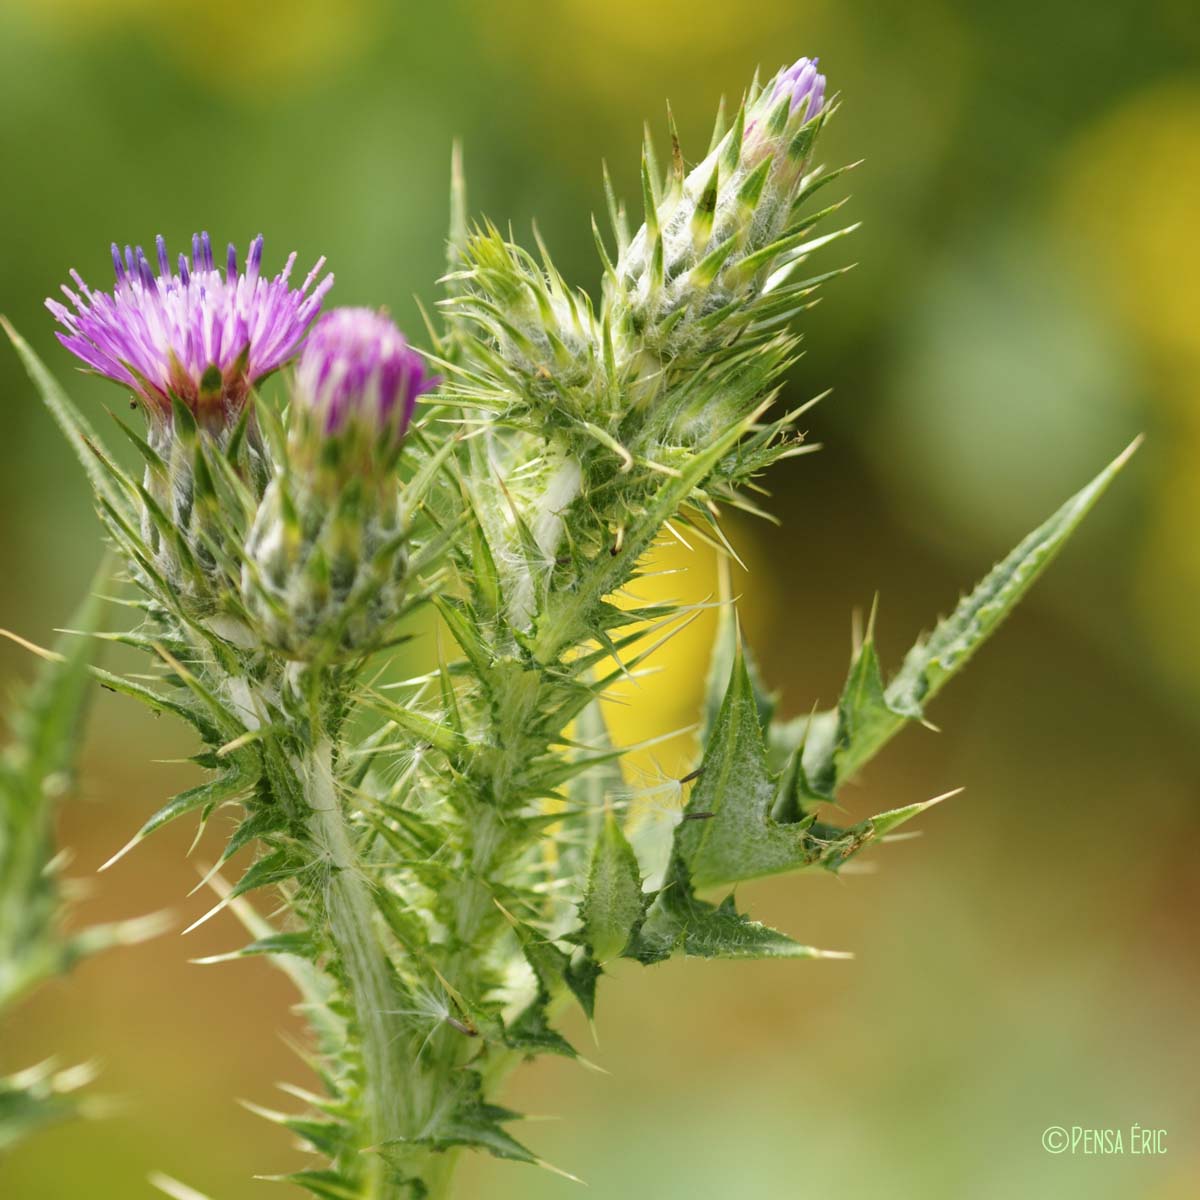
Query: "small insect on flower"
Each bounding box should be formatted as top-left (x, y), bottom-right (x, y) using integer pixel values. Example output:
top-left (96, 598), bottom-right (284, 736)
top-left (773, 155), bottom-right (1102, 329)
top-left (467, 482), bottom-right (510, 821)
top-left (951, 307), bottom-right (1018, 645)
top-left (294, 306), bottom-right (436, 461)
top-left (46, 233), bottom-right (333, 430)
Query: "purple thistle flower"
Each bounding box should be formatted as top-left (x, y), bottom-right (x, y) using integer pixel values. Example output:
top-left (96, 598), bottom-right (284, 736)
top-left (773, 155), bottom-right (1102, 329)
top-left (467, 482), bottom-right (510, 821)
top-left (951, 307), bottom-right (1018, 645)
top-left (47, 233), bottom-right (334, 424)
top-left (295, 307), bottom-right (435, 452)
top-left (769, 56), bottom-right (826, 122)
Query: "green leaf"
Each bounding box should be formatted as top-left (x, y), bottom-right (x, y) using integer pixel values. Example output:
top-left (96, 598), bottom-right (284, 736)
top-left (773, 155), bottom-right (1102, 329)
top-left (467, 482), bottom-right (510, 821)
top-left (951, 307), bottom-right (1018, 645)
top-left (677, 648), bottom-right (825, 887)
top-left (700, 597), bottom-right (776, 744)
top-left (676, 641), bottom-right (960, 887)
top-left (888, 439), bottom-right (1139, 718)
top-left (260, 1112), bottom-right (346, 1162)
top-left (88, 665), bottom-right (224, 744)
top-left (580, 810), bottom-right (645, 962)
top-left (268, 1169), bottom-right (362, 1200)
top-left (99, 755), bottom-right (258, 871)
top-left (229, 848), bottom-right (302, 900)
top-left (795, 440), bottom-right (1140, 799)
top-left (505, 1000), bottom-right (577, 1059)
top-left (628, 861), bottom-right (839, 965)
top-left (378, 1071), bottom-right (537, 1165)
top-left (365, 685), bottom-right (470, 759)
top-left (502, 909), bottom-right (583, 1047)
top-left (0, 566), bottom-right (172, 1152)
top-left (192, 931), bottom-right (316, 965)
top-left (3, 565), bottom-right (108, 793)
top-left (563, 952), bottom-right (602, 1021)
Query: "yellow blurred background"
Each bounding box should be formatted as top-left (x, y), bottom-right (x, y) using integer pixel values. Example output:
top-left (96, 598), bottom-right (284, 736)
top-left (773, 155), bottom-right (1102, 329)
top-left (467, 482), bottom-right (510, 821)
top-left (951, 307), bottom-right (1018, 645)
top-left (1, 2), bottom-right (1198, 1197)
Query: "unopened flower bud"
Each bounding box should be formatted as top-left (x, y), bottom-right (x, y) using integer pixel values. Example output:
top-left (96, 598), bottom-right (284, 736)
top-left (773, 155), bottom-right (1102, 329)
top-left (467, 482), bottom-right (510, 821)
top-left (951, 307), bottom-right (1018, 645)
top-left (243, 308), bottom-right (435, 661)
top-left (755, 57), bottom-right (826, 134)
top-left (294, 307), bottom-right (433, 464)
top-left (742, 57), bottom-right (826, 184)
top-left (612, 55), bottom-right (835, 378)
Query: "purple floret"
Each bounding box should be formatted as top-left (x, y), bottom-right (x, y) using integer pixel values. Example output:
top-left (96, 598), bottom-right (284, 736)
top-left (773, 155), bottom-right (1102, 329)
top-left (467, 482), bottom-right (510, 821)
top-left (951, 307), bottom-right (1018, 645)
top-left (771, 56), bottom-right (826, 121)
top-left (47, 233), bottom-right (334, 423)
top-left (295, 307), bottom-right (435, 450)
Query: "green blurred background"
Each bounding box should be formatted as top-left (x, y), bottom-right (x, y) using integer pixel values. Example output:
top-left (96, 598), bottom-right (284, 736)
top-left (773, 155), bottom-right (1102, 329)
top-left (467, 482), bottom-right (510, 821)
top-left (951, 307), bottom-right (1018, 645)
top-left (2, 1), bottom-right (1198, 1197)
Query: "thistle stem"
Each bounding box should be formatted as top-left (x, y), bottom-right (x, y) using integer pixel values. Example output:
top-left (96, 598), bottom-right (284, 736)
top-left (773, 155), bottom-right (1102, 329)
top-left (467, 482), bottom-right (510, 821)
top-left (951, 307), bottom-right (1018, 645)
top-left (302, 738), bottom-right (406, 1200)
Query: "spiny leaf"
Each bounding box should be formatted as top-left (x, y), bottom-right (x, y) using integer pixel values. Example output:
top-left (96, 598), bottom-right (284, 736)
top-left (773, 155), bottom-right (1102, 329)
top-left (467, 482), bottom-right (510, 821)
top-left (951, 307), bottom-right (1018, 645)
top-left (266, 1169), bottom-right (362, 1200)
top-left (4, 560), bottom-right (109, 792)
top-left (679, 635), bottom-right (954, 886)
top-left (794, 440), bottom-right (1140, 799)
top-left (700, 588), bottom-right (776, 744)
top-left (228, 848), bottom-right (303, 901)
top-left (88, 666), bottom-right (224, 744)
top-left (364, 688), bottom-right (469, 759)
top-left (100, 756), bottom-right (258, 871)
top-left (1, 563), bottom-right (115, 1015)
top-left (581, 810), bottom-right (645, 962)
top-left (887, 439), bottom-right (1140, 719)
top-left (677, 648), bottom-right (826, 886)
top-left (192, 931), bottom-right (316, 965)
top-left (377, 1071), bottom-right (537, 1166)
top-left (240, 1099), bottom-right (349, 1160)
top-left (433, 594), bottom-right (494, 680)
top-left (500, 905), bottom-right (586, 1039)
top-left (505, 1000), bottom-right (577, 1059)
top-left (563, 952), bottom-right (601, 1021)
top-left (628, 861), bottom-right (842, 965)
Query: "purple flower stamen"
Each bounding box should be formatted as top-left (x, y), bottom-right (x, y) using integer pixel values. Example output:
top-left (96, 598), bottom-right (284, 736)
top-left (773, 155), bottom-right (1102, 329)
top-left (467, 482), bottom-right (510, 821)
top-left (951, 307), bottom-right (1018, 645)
top-left (47, 233), bottom-right (334, 422)
top-left (295, 307), bottom-right (436, 452)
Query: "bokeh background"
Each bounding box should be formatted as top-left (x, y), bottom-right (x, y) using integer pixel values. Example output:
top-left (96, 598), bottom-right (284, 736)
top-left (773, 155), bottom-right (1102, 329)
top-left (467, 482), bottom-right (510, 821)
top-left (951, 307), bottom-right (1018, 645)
top-left (2, 2), bottom-right (1198, 1197)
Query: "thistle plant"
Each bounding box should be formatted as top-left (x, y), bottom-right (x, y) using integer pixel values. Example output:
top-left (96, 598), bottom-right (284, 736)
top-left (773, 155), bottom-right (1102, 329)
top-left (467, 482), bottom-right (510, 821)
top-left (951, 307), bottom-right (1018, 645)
top-left (2, 55), bottom-right (1135, 1199)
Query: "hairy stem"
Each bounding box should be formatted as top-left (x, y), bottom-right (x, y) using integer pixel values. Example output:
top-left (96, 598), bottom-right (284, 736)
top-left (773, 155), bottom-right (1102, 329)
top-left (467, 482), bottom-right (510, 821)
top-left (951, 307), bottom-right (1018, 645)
top-left (302, 739), bottom-right (407, 1199)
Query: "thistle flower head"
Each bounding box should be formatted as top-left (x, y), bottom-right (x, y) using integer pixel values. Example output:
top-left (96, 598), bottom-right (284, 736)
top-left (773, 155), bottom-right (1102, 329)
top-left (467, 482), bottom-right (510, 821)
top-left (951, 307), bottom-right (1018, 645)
top-left (47, 233), bottom-right (333, 428)
top-left (768, 56), bottom-right (826, 122)
top-left (294, 307), bottom-right (434, 454)
top-left (608, 53), bottom-right (837, 390)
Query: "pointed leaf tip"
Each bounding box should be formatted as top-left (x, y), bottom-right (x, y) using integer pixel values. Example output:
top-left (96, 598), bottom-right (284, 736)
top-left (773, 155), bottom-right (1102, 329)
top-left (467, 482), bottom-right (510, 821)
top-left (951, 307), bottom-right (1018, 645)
top-left (869, 786), bottom-right (963, 839)
top-left (581, 810), bottom-right (645, 962)
top-left (788, 444), bottom-right (1139, 805)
